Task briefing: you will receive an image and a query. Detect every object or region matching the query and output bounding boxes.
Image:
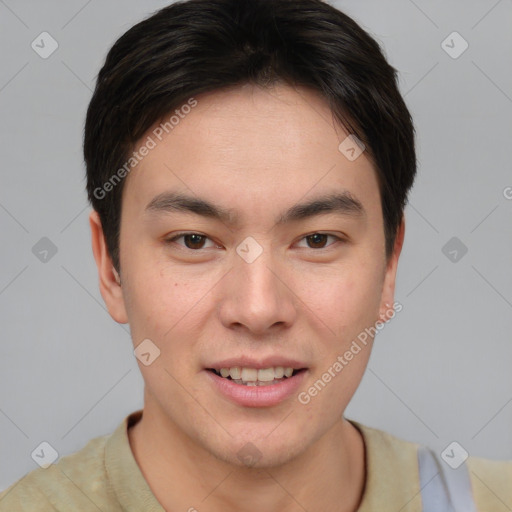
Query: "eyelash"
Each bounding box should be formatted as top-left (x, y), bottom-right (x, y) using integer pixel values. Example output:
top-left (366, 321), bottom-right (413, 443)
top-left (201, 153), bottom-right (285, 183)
top-left (164, 232), bottom-right (344, 251)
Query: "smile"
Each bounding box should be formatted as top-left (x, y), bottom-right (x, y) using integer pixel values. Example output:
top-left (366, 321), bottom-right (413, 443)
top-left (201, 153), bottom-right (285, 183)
top-left (208, 366), bottom-right (302, 386)
top-left (205, 366), bottom-right (308, 407)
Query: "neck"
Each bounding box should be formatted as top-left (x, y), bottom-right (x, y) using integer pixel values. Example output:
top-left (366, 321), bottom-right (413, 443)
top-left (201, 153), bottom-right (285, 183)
top-left (128, 405), bottom-right (366, 512)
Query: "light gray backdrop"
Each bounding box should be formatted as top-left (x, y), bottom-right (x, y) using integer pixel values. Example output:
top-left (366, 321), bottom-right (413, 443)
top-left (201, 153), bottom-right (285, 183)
top-left (1, 0), bottom-right (511, 492)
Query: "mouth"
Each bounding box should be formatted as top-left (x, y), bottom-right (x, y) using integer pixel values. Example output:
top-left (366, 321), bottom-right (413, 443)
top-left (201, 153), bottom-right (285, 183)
top-left (206, 366), bottom-right (307, 386)
top-left (203, 357), bottom-right (309, 407)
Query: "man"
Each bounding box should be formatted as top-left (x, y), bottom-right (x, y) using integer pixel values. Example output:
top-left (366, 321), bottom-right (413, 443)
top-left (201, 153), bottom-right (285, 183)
top-left (1, 0), bottom-right (510, 510)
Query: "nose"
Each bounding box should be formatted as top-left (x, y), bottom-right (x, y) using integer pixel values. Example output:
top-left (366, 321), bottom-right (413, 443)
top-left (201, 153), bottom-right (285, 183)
top-left (217, 248), bottom-right (298, 335)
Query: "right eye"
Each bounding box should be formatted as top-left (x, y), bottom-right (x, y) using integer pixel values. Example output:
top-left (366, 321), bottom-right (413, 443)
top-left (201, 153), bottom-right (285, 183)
top-left (164, 232), bottom-right (219, 250)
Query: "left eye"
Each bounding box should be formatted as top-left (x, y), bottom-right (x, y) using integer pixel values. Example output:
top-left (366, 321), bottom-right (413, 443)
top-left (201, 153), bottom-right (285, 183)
top-left (296, 233), bottom-right (340, 249)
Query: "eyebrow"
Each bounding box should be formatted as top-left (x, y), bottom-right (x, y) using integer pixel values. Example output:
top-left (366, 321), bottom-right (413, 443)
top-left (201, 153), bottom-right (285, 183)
top-left (144, 191), bottom-right (365, 226)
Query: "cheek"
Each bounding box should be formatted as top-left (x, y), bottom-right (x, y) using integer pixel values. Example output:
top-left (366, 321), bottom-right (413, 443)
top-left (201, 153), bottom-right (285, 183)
top-left (306, 261), bottom-right (383, 333)
top-left (122, 258), bottom-right (220, 353)
top-left (125, 278), bottom-right (188, 339)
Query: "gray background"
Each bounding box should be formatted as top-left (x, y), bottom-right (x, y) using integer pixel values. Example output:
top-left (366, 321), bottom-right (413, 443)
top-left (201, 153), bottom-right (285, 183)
top-left (1, 0), bottom-right (511, 492)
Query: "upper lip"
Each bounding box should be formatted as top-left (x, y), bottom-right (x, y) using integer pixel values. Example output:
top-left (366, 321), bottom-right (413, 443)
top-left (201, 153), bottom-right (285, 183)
top-left (206, 356), bottom-right (308, 370)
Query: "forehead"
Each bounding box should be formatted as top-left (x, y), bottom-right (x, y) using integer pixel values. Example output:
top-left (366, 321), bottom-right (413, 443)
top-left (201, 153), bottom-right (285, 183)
top-left (122, 83), bottom-right (381, 223)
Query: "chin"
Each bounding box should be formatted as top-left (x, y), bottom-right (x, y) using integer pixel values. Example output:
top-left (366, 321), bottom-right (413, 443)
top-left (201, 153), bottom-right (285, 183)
top-left (202, 427), bottom-right (309, 469)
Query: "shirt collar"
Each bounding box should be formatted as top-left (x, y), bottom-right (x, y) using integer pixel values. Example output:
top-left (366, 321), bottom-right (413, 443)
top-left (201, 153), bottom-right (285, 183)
top-left (105, 410), bottom-right (421, 511)
top-left (104, 409), bottom-right (165, 511)
top-left (348, 419), bottom-right (421, 511)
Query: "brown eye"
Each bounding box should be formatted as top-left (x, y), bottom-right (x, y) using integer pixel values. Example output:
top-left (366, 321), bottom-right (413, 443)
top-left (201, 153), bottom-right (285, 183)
top-left (295, 233), bottom-right (344, 250)
top-left (305, 233), bottom-right (329, 249)
top-left (182, 234), bottom-right (206, 249)
top-left (166, 233), bottom-right (216, 250)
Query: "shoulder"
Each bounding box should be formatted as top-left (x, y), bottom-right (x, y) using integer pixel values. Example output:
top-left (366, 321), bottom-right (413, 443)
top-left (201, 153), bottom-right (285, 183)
top-left (351, 419), bottom-right (420, 460)
top-left (349, 420), bottom-right (512, 511)
top-left (348, 420), bottom-right (423, 511)
top-left (0, 431), bottom-right (118, 512)
top-left (466, 453), bottom-right (512, 510)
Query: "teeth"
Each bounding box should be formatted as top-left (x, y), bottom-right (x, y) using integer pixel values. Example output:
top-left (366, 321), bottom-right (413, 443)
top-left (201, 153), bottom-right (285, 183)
top-left (230, 367), bottom-right (241, 379)
top-left (257, 368), bottom-right (275, 382)
top-left (215, 366), bottom-right (297, 383)
top-left (241, 368), bottom-right (258, 382)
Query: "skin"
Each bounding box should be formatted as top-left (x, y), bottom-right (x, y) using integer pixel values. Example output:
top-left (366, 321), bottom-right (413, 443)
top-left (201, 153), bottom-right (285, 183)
top-left (90, 82), bottom-right (405, 512)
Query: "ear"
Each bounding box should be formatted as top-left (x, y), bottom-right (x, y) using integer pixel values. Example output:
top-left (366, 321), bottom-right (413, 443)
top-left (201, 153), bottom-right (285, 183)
top-left (89, 210), bottom-right (128, 324)
top-left (378, 215), bottom-right (405, 323)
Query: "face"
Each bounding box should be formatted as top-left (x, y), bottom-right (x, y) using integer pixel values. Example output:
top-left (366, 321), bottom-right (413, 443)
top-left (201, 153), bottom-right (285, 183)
top-left (91, 83), bottom-right (403, 468)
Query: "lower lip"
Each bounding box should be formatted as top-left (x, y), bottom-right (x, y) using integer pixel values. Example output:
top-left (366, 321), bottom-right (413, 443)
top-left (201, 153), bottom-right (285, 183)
top-left (204, 369), bottom-right (307, 407)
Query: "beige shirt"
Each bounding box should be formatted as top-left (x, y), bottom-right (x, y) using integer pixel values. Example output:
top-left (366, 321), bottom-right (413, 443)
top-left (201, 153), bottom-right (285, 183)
top-left (1, 409), bottom-right (510, 511)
